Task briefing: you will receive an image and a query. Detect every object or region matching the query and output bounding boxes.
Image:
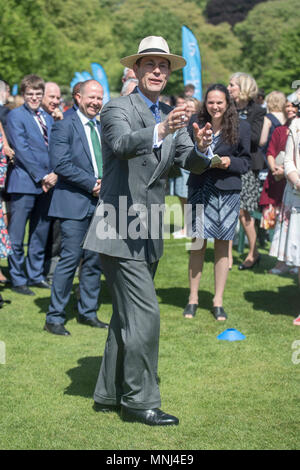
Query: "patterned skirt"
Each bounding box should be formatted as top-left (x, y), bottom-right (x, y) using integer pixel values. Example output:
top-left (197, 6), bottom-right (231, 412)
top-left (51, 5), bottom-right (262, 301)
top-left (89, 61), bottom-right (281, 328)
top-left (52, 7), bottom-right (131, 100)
top-left (187, 174), bottom-right (240, 240)
top-left (240, 170), bottom-right (261, 212)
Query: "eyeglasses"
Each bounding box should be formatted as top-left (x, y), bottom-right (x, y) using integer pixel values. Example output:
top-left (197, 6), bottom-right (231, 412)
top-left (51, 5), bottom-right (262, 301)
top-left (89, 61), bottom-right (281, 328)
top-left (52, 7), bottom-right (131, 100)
top-left (25, 92), bottom-right (43, 98)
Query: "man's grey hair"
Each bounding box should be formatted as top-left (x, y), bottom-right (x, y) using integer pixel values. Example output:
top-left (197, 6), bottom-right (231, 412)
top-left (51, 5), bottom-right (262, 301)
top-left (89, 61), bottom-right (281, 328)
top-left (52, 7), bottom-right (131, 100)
top-left (0, 80), bottom-right (6, 93)
top-left (122, 68), bottom-right (131, 80)
top-left (0, 80), bottom-right (6, 103)
top-left (121, 78), bottom-right (139, 96)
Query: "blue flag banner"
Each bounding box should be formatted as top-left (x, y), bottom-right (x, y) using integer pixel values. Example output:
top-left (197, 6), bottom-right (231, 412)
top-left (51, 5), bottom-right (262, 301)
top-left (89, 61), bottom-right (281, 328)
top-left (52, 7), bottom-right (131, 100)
top-left (70, 72), bottom-right (86, 90)
top-left (81, 71), bottom-right (93, 80)
top-left (91, 62), bottom-right (110, 105)
top-left (181, 25), bottom-right (202, 101)
top-left (70, 79), bottom-right (77, 89)
top-left (12, 84), bottom-right (18, 96)
top-left (75, 72), bottom-right (86, 82)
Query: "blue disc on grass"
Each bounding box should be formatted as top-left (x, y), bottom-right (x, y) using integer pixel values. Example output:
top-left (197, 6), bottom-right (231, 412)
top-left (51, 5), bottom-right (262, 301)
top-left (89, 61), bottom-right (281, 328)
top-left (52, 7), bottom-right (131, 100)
top-left (217, 328), bottom-right (246, 341)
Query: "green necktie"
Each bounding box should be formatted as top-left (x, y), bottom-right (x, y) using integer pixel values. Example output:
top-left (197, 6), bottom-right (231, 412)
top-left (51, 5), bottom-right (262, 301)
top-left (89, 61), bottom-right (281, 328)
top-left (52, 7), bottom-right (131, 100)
top-left (87, 120), bottom-right (103, 178)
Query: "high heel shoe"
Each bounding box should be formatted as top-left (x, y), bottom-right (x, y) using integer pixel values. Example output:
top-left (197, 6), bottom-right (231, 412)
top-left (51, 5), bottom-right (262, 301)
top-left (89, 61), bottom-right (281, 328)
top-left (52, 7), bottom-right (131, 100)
top-left (238, 254), bottom-right (261, 271)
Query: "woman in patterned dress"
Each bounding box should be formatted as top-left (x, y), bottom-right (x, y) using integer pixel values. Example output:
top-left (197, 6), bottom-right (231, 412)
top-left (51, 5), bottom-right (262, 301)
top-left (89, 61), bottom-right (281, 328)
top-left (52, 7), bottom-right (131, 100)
top-left (227, 73), bottom-right (265, 270)
top-left (183, 84), bottom-right (251, 320)
top-left (0, 122), bottom-right (13, 303)
top-left (269, 116), bottom-right (300, 325)
top-left (259, 98), bottom-right (298, 273)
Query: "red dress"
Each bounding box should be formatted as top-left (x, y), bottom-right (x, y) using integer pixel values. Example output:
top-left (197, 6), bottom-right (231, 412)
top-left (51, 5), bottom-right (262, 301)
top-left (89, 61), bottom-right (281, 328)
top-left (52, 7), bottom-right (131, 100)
top-left (259, 126), bottom-right (288, 229)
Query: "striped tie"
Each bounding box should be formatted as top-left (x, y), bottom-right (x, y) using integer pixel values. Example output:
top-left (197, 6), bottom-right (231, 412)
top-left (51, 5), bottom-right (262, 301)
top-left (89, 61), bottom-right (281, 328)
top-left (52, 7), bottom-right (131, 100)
top-left (150, 104), bottom-right (161, 124)
top-left (35, 111), bottom-right (48, 147)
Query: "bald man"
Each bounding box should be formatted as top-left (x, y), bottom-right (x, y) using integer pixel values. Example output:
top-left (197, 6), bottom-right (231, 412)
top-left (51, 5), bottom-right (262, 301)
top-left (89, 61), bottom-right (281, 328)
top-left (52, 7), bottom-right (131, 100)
top-left (44, 80), bottom-right (108, 336)
top-left (42, 82), bottom-right (63, 121)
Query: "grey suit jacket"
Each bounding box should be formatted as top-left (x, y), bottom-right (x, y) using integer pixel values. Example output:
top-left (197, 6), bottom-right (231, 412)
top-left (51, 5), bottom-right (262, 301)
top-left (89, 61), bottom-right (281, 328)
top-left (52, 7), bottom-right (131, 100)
top-left (83, 89), bottom-right (209, 263)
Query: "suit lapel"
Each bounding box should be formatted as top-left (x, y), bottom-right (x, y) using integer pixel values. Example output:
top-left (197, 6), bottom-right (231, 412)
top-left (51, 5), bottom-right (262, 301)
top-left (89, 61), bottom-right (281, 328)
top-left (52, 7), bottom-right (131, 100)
top-left (24, 106), bottom-right (47, 146)
top-left (72, 113), bottom-right (94, 169)
top-left (129, 91), bottom-right (157, 129)
top-left (148, 102), bottom-right (174, 186)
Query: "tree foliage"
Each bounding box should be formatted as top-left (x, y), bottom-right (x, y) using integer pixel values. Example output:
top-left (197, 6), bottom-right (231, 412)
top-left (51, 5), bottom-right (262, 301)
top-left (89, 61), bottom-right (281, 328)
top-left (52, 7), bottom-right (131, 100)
top-left (205, 0), bottom-right (269, 26)
top-left (234, 0), bottom-right (300, 93)
top-left (0, 0), bottom-right (297, 97)
top-left (110, 0), bottom-right (241, 94)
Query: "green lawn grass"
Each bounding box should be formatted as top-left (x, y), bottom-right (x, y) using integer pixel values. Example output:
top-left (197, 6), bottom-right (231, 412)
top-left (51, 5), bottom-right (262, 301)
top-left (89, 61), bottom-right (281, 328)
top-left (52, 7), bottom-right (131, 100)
top-left (0, 196), bottom-right (299, 450)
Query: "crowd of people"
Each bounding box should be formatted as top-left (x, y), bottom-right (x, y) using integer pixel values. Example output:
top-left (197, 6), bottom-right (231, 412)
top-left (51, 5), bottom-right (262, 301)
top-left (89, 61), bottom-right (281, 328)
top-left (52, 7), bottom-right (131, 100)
top-left (0, 55), bottom-right (299, 325)
top-left (0, 34), bottom-right (299, 425)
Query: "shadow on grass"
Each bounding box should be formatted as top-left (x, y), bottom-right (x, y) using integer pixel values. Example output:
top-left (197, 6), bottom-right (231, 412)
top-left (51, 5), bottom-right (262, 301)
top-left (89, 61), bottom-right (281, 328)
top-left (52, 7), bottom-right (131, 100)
top-left (156, 287), bottom-right (213, 310)
top-left (34, 291), bottom-right (78, 323)
top-left (64, 356), bottom-right (103, 398)
top-left (244, 284), bottom-right (299, 317)
top-left (34, 279), bottom-right (112, 323)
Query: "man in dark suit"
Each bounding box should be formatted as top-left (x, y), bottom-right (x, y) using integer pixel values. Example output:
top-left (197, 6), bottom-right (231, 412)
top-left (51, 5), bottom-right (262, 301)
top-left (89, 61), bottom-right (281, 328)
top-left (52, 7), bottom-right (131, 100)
top-left (63, 82), bottom-right (81, 118)
top-left (44, 80), bottom-right (108, 336)
top-left (41, 81), bottom-right (63, 281)
top-left (6, 74), bottom-right (56, 295)
top-left (42, 82), bottom-right (63, 121)
top-left (83, 36), bottom-right (213, 425)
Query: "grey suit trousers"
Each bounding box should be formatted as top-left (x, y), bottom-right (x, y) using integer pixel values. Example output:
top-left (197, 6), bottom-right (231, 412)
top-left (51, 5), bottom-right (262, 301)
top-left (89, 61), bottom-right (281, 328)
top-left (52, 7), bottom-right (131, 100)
top-left (94, 254), bottom-right (161, 409)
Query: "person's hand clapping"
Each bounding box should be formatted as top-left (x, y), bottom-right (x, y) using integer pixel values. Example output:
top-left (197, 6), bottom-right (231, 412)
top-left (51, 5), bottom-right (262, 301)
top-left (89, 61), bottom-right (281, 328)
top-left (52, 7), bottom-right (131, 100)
top-left (192, 122), bottom-right (213, 152)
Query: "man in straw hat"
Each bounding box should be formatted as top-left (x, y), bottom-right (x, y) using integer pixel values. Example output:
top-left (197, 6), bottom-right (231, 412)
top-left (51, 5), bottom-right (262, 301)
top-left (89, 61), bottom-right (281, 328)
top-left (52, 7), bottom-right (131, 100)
top-left (84, 36), bottom-right (213, 426)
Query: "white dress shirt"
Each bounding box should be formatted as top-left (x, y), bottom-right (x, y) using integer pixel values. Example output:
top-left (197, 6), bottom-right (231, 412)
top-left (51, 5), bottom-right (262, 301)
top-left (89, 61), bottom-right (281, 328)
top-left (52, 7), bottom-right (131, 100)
top-left (76, 109), bottom-right (101, 178)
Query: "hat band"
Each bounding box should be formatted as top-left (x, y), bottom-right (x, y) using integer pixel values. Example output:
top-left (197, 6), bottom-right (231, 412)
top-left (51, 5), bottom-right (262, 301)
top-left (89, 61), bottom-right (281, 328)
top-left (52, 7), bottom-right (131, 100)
top-left (139, 48), bottom-right (169, 54)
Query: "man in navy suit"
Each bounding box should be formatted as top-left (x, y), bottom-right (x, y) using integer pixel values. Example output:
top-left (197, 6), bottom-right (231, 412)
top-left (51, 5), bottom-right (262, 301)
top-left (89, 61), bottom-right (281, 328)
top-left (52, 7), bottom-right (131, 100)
top-left (44, 79), bottom-right (108, 336)
top-left (42, 82), bottom-right (63, 121)
top-left (6, 74), bottom-right (56, 295)
top-left (63, 82), bottom-right (81, 118)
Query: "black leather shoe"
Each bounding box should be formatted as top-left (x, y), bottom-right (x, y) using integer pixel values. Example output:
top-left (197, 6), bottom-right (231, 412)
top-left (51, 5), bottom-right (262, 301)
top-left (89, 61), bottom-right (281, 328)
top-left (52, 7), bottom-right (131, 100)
top-left (121, 406), bottom-right (179, 426)
top-left (93, 402), bottom-right (120, 413)
top-left (29, 280), bottom-right (51, 289)
top-left (238, 254), bottom-right (261, 271)
top-left (44, 323), bottom-right (71, 336)
top-left (12, 285), bottom-right (35, 296)
top-left (77, 316), bottom-right (109, 329)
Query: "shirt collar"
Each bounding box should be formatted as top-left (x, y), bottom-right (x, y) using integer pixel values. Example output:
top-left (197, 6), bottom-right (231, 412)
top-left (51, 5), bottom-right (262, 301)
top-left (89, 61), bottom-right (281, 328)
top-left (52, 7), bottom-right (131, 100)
top-left (24, 103), bottom-right (43, 115)
top-left (76, 108), bottom-right (97, 126)
top-left (137, 87), bottom-right (159, 109)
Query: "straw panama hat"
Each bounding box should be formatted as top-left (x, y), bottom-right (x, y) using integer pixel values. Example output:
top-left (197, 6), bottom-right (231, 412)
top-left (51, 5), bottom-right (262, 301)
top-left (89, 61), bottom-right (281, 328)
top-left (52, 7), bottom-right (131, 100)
top-left (120, 36), bottom-right (186, 71)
